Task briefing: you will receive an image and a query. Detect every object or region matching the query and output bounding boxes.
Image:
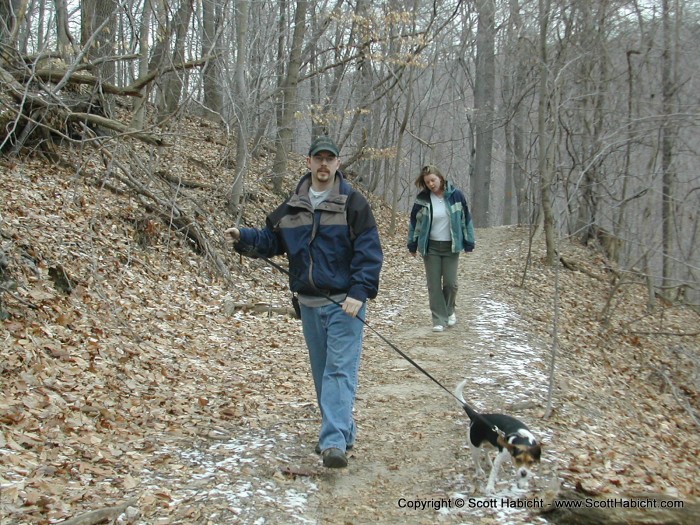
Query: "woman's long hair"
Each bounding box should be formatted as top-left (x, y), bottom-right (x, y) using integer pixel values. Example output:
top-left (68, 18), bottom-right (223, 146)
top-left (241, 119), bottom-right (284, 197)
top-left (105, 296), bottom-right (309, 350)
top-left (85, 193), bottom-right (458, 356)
top-left (414, 165), bottom-right (446, 192)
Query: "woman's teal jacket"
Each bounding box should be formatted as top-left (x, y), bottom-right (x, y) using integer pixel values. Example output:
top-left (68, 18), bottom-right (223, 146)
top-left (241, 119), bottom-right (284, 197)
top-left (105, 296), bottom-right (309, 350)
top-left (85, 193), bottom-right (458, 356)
top-left (407, 182), bottom-right (475, 256)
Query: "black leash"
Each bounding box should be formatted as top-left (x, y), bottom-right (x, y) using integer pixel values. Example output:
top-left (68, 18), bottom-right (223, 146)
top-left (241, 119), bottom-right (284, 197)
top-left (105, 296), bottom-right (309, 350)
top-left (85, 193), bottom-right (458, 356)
top-left (254, 254), bottom-right (503, 436)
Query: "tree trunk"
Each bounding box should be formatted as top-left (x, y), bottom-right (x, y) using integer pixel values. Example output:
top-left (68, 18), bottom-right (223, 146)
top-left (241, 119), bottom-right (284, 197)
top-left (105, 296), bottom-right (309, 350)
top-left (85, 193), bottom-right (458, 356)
top-left (351, 0), bottom-right (372, 190)
top-left (660, 0), bottom-right (676, 294)
top-left (502, 0), bottom-right (523, 226)
top-left (54, 0), bottom-right (73, 56)
top-left (80, 0), bottom-right (118, 115)
top-left (130, 0), bottom-right (152, 130)
top-left (271, 0), bottom-right (308, 194)
top-left (538, 0), bottom-right (555, 265)
top-left (229, 0), bottom-right (251, 218)
top-left (573, 1), bottom-right (609, 250)
top-left (513, 109), bottom-right (529, 225)
top-left (390, 68), bottom-right (413, 236)
top-left (202, 0), bottom-right (223, 117)
top-left (0, 0), bottom-right (28, 46)
top-left (157, 0), bottom-right (194, 121)
top-left (471, 0), bottom-right (495, 228)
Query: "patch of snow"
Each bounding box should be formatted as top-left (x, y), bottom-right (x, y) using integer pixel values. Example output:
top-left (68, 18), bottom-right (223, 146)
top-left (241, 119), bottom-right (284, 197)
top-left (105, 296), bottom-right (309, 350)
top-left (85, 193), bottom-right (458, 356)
top-left (140, 430), bottom-right (318, 523)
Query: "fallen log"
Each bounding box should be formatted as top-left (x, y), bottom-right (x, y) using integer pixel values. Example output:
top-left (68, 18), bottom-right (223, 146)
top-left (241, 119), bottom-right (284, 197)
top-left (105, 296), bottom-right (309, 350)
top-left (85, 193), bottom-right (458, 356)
top-left (67, 112), bottom-right (166, 146)
top-left (0, 64), bottom-right (166, 148)
top-left (223, 301), bottom-right (296, 318)
top-left (23, 68), bottom-right (143, 97)
top-left (537, 487), bottom-right (699, 525)
top-left (58, 498), bottom-right (138, 525)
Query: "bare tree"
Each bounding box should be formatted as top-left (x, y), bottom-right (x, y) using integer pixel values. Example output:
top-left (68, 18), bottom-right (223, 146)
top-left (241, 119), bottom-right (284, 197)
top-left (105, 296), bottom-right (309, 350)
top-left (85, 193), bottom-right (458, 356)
top-left (537, 0), bottom-right (555, 265)
top-left (271, 0), bottom-right (308, 194)
top-left (570, 1), bottom-right (610, 250)
top-left (228, 0), bottom-right (251, 218)
top-left (131, 0), bottom-right (152, 130)
top-left (80, 0), bottom-right (118, 114)
top-left (660, 0), bottom-right (678, 294)
top-left (157, 0), bottom-right (194, 120)
top-left (54, 0), bottom-right (74, 57)
top-left (202, 0), bottom-right (223, 117)
top-left (0, 0), bottom-right (27, 47)
top-left (471, 0), bottom-right (495, 228)
top-left (502, 0), bottom-right (528, 226)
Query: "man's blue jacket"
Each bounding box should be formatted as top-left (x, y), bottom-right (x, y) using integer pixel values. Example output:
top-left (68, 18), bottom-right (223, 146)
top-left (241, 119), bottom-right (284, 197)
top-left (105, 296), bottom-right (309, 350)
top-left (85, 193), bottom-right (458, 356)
top-left (235, 171), bottom-right (383, 304)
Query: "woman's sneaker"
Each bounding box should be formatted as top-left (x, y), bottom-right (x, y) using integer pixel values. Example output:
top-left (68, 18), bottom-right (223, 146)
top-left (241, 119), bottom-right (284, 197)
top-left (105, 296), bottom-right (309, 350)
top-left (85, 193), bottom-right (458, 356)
top-left (447, 313), bottom-right (457, 327)
top-left (432, 325), bottom-right (445, 332)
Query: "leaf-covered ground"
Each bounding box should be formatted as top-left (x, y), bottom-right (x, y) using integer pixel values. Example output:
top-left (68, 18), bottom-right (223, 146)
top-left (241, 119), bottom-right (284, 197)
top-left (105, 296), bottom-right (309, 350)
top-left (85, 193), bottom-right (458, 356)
top-left (1, 124), bottom-right (698, 524)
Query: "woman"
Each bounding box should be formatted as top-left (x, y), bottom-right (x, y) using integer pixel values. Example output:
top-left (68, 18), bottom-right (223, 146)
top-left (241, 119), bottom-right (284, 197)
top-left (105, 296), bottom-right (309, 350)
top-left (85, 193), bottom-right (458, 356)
top-left (407, 165), bottom-right (475, 332)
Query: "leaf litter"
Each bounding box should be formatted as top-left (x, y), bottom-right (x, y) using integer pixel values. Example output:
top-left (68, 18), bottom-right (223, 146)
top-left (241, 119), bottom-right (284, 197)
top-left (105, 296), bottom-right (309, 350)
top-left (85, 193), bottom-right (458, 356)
top-left (1, 119), bottom-right (698, 524)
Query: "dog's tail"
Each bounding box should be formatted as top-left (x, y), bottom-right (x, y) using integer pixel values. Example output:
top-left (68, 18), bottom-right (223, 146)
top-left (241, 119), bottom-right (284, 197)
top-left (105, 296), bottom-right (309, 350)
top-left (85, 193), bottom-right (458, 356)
top-left (454, 379), bottom-right (480, 422)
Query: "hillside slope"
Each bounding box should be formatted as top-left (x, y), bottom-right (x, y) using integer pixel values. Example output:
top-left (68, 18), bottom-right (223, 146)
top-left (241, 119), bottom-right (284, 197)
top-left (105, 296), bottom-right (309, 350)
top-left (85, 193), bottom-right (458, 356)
top-left (1, 125), bottom-right (698, 524)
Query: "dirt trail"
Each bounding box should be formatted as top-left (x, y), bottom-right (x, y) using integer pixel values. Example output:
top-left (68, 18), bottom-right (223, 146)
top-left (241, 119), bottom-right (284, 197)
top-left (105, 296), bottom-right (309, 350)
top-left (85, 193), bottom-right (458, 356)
top-left (136, 226), bottom-right (556, 525)
top-left (275, 226), bottom-right (554, 525)
top-left (124, 223), bottom-right (700, 525)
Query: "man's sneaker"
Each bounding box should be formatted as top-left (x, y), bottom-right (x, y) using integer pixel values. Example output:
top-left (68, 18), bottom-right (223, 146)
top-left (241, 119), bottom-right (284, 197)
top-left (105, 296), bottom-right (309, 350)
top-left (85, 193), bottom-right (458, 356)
top-left (322, 448), bottom-right (348, 468)
top-left (315, 443), bottom-right (353, 455)
top-left (447, 313), bottom-right (457, 327)
top-left (432, 325), bottom-right (445, 332)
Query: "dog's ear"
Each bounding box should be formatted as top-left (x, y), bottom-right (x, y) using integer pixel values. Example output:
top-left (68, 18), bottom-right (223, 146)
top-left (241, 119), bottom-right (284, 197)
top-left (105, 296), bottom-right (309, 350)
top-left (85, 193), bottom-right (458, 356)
top-left (532, 443), bottom-right (543, 461)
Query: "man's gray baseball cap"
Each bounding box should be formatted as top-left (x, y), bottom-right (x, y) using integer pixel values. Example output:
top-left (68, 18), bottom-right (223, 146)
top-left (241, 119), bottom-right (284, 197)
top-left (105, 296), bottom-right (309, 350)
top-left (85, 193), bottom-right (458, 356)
top-left (309, 136), bottom-right (340, 157)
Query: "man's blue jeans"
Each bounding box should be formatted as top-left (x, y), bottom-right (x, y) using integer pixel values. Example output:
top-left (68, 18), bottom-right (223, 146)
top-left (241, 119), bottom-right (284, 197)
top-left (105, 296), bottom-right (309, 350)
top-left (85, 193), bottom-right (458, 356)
top-left (300, 301), bottom-right (366, 452)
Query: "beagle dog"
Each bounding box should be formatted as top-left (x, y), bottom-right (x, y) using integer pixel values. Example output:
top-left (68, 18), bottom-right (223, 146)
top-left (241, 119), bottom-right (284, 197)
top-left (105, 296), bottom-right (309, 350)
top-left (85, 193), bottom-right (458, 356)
top-left (455, 379), bottom-right (542, 492)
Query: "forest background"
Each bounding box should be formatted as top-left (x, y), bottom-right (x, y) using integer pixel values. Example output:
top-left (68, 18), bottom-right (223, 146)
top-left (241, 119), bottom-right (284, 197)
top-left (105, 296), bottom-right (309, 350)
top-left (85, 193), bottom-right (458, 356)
top-left (1, 0), bottom-right (699, 307)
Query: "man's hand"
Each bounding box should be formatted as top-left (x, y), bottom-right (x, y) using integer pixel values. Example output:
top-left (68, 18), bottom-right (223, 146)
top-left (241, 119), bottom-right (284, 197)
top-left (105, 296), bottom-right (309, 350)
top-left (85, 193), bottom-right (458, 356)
top-left (225, 227), bottom-right (241, 241)
top-left (342, 297), bottom-right (363, 318)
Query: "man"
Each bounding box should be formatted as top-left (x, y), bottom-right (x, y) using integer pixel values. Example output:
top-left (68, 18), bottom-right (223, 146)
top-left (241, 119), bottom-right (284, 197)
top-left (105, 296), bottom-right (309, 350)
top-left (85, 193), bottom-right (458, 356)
top-left (226, 136), bottom-right (383, 468)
